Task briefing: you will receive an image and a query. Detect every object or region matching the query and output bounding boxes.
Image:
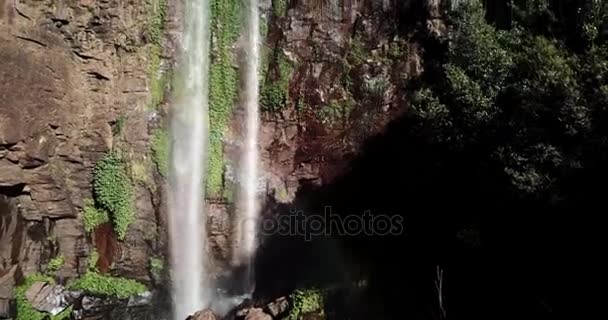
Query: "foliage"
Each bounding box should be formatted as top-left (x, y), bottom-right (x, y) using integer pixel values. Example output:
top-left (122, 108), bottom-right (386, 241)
top-left (273, 0), bottom-right (288, 17)
top-left (148, 0), bottom-right (168, 110)
top-left (315, 99), bottom-right (353, 128)
top-left (82, 199), bottom-right (110, 233)
top-left (69, 271), bottom-right (147, 299)
top-left (448, 0), bottom-right (513, 97)
top-left (15, 274), bottom-right (72, 320)
top-left (261, 50), bottom-right (294, 112)
top-left (151, 128), bottom-right (169, 177)
top-left (88, 250), bottom-right (100, 271)
top-left (112, 115), bottom-right (125, 136)
top-left (46, 254), bottom-right (64, 274)
top-left (149, 0), bottom-right (167, 45)
top-left (363, 74), bottom-right (390, 104)
top-left (407, 0), bottom-right (608, 196)
top-left (348, 35), bottom-right (367, 66)
top-left (93, 151), bottom-right (134, 240)
top-left (149, 257), bottom-right (164, 281)
top-left (130, 160), bottom-right (149, 185)
top-left (207, 0), bottom-right (242, 197)
top-left (286, 288), bottom-right (324, 320)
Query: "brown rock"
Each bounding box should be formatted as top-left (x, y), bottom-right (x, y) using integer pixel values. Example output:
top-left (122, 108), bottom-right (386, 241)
top-left (244, 308), bottom-right (272, 320)
top-left (187, 309), bottom-right (217, 320)
top-left (266, 296), bottom-right (289, 317)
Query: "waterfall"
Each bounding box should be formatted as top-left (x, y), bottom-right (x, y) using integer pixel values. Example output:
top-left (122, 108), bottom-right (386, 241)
top-left (232, 0), bottom-right (260, 288)
top-left (167, 0), bottom-right (211, 319)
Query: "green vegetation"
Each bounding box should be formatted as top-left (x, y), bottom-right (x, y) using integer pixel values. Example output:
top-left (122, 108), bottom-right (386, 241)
top-left (82, 199), bottom-right (110, 233)
top-left (273, 0), bottom-right (288, 17)
top-left (130, 160), bottom-right (149, 185)
top-left (348, 35), bottom-right (367, 66)
top-left (315, 99), bottom-right (353, 128)
top-left (149, 257), bottom-right (164, 281)
top-left (93, 152), bottom-right (134, 240)
top-left (46, 254), bottom-right (64, 274)
top-left (69, 271), bottom-right (147, 299)
top-left (286, 288), bottom-right (324, 320)
top-left (407, 0), bottom-right (608, 195)
top-left (148, 0), bottom-right (168, 110)
top-left (15, 274), bottom-right (72, 320)
top-left (149, 0), bottom-right (167, 46)
top-left (151, 128), bottom-right (169, 177)
top-left (112, 115), bottom-right (126, 136)
top-left (261, 50), bottom-right (294, 112)
top-left (207, 0), bottom-right (242, 197)
top-left (87, 250), bottom-right (100, 271)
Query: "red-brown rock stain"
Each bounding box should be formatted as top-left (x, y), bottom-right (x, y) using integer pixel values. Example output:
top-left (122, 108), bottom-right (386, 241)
top-left (93, 222), bottom-right (118, 273)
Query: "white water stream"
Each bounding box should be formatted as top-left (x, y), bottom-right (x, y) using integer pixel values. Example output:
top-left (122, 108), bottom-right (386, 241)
top-left (233, 0), bottom-right (261, 273)
top-left (167, 0), bottom-right (211, 319)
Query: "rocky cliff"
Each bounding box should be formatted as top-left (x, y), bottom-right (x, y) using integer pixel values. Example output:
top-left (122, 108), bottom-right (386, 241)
top-left (0, 0), bottom-right (446, 319)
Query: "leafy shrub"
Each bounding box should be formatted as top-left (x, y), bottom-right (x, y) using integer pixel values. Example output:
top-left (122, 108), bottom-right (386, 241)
top-left (15, 274), bottom-right (72, 320)
top-left (69, 271), bottom-right (147, 299)
top-left (82, 199), bottom-right (110, 233)
top-left (46, 254), bottom-right (64, 274)
top-left (286, 288), bottom-right (324, 320)
top-left (93, 152), bottom-right (134, 240)
top-left (151, 128), bottom-right (169, 177)
top-left (261, 51), bottom-right (293, 112)
top-left (348, 36), bottom-right (367, 66)
top-left (315, 99), bottom-right (353, 128)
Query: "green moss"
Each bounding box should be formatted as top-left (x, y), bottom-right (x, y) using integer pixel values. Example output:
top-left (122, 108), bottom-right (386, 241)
top-left (87, 250), bottom-right (100, 271)
top-left (46, 254), bottom-right (64, 274)
top-left (261, 50), bottom-right (294, 112)
top-left (149, 257), bottom-right (164, 281)
top-left (273, 0), bottom-right (288, 17)
top-left (69, 271), bottom-right (147, 299)
top-left (149, 0), bottom-right (167, 46)
top-left (130, 160), bottom-right (149, 185)
top-left (93, 152), bottom-right (134, 240)
top-left (82, 199), bottom-right (110, 233)
top-left (15, 274), bottom-right (72, 320)
top-left (286, 288), bottom-right (324, 320)
top-left (151, 128), bottom-right (169, 177)
top-left (207, 0), bottom-right (242, 198)
top-left (148, 0), bottom-right (168, 110)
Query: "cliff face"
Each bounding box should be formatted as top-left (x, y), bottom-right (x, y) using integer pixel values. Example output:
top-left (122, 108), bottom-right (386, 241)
top-left (1, 0), bottom-right (444, 318)
top-left (0, 0), bottom-right (168, 316)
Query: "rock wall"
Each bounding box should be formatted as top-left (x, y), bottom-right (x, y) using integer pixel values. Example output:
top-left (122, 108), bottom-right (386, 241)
top-left (0, 0), bottom-right (169, 315)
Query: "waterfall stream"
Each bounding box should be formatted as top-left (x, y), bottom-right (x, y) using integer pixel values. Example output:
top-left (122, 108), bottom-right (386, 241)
top-left (233, 0), bottom-right (260, 278)
top-left (168, 0), bottom-right (211, 319)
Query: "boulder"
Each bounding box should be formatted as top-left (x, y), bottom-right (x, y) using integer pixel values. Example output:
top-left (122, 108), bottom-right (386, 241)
top-left (187, 309), bottom-right (217, 320)
top-left (24, 281), bottom-right (75, 316)
top-left (266, 296), bottom-right (289, 317)
top-left (244, 308), bottom-right (271, 320)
